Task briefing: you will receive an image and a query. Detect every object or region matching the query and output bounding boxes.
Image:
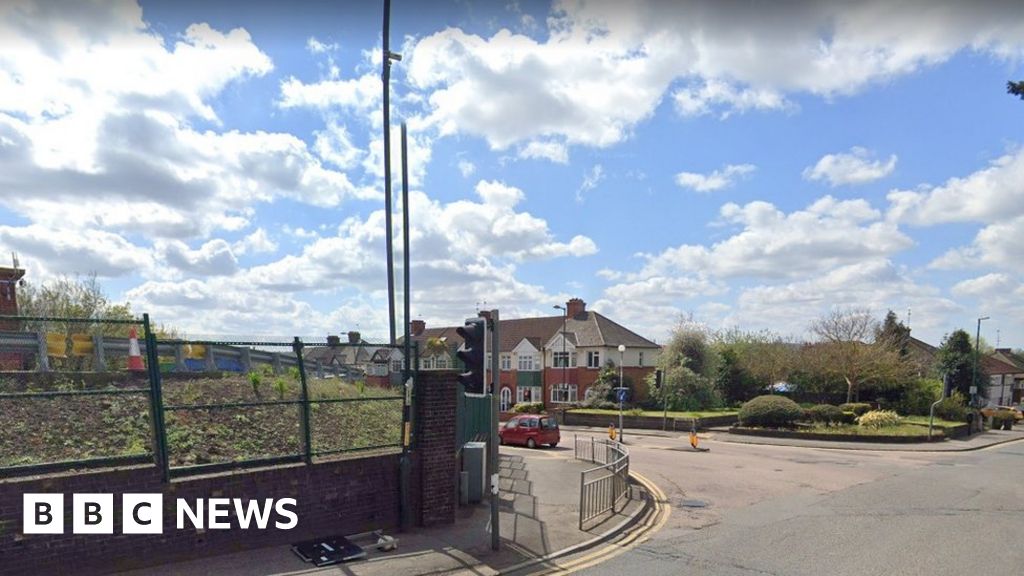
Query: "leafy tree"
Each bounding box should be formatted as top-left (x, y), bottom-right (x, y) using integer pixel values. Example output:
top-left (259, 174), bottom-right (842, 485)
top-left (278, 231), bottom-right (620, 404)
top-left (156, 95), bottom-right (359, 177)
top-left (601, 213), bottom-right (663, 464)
top-left (653, 324), bottom-right (721, 410)
top-left (1008, 80), bottom-right (1024, 100)
top-left (583, 359), bottom-right (632, 408)
top-left (716, 347), bottom-right (759, 405)
top-left (876, 310), bottom-right (911, 355)
top-left (715, 328), bottom-right (796, 394)
top-left (810, 308), bottom-right (914, 404)
top-left (937, 329), bottom-right (986, 400)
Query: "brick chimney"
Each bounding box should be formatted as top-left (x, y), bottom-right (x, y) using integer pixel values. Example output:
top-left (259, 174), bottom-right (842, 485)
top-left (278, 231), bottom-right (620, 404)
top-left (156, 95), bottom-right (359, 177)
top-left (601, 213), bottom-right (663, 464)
top-left (326, 335), bottom-right (341, 347)
top-left (566, 298), bottom-right (586, 318)
top-left (347, 331), bottom-right (361, 344)
top-left (411, 320), bottom-right (426, 336)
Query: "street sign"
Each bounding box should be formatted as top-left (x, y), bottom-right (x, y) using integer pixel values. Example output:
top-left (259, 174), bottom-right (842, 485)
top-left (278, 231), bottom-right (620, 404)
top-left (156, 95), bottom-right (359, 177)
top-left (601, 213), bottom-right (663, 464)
top-left (617, 389), bottom-right (627, 403)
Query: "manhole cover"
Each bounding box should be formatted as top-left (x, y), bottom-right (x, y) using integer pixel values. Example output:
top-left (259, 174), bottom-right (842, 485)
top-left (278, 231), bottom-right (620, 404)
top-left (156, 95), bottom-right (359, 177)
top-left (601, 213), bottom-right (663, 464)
top-left (679, 499), bottom-right (708, 508)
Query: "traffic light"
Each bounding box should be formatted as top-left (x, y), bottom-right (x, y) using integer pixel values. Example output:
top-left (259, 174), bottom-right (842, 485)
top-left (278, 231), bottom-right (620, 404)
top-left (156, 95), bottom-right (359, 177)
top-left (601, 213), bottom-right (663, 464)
top-left (654, 370), bottom-right (663, 390)
top-left (456, 317), bottom-right (487, 396)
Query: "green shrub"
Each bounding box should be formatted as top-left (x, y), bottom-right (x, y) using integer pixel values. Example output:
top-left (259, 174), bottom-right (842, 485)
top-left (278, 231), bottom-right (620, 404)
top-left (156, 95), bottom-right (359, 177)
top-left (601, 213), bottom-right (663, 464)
top-left (895, 378), bottom-right (942, 416)
top-left (858, 410), bottom-right (902, 429)
top-left (273, 378), bottom-right (288, 400)
top-left (934, 392), bottom-right (968, 422)
top-left (805, 404), bottom-right (844, 425)
top-left (248, 371), bottom-right (262, 399)
top-left (839, 411), bottom-right (857, 425)
top-left (738, 395), bottom-right (805, 428)
top-left (991, 410), bottom-right (1015, 430)
top-left (839, 403), bottom-right (872, 416)
top-left (513, 402), bottom-right (545, 414)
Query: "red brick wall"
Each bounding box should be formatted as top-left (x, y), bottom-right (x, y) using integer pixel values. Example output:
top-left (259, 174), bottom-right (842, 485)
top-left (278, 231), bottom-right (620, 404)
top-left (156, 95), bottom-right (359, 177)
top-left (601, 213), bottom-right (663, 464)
top-left (0, 457), bottom-right (401, 576)
top-left (0, 372), bottom-right (459, 576)
top-left (414, 371), bottom-right (457, 527)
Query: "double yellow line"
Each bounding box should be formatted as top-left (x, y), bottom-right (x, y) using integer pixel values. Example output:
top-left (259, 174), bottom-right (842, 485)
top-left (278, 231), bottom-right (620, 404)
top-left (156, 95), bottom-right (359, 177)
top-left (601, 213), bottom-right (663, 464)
top-left (546, 471), bottom-right (671, 574)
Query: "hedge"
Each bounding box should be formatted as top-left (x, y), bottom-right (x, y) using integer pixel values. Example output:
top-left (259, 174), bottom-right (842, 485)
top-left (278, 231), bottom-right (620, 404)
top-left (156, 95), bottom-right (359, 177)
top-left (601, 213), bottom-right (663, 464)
top-left (738, 395), bottom-right (805, 428)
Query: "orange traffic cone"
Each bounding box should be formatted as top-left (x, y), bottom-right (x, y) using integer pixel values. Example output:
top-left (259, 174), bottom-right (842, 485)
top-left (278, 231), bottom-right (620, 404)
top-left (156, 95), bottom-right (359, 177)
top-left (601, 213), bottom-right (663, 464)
top-left (127, 327), bottom-right (145, 371)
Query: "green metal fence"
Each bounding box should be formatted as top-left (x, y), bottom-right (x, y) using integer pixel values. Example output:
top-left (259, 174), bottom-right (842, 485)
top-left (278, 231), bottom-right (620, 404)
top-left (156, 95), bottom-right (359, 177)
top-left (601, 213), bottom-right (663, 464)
top-left (0, 314), bottom-right (159, 476)
top-left (0, 315), bottom-right (416, 480)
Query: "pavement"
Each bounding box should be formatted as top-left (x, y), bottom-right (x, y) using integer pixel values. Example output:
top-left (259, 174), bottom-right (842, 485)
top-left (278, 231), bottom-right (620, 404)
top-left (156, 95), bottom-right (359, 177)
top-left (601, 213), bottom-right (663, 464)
top-left (112, 443), bottom-right (646, 576)
top-left (574, 429), bottom-right (1024, 576)
top-left (559, 423), bottom-right (1024, 451)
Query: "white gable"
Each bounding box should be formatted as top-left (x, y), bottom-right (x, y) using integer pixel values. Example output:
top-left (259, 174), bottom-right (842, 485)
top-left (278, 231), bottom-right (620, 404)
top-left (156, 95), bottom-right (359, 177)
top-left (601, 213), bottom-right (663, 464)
top-left (545, 332), bottom-right (576, 352)
top-left (512, 338), bottom-right (539, 354)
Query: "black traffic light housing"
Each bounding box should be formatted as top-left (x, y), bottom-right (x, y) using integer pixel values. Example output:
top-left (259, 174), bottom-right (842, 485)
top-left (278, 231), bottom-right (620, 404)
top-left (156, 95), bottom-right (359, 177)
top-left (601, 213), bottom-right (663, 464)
top-left (654, 369), bottom-right (663, 390)
top-left (456, 317), bottom-right (487, 396)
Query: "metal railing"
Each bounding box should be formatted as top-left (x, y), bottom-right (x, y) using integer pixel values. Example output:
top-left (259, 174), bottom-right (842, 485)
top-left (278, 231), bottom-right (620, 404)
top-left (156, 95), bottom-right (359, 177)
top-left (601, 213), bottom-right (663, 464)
top-left (0, 314), bottom-right (418, 480)
top-left (574, 435), bottom-right (630, 529)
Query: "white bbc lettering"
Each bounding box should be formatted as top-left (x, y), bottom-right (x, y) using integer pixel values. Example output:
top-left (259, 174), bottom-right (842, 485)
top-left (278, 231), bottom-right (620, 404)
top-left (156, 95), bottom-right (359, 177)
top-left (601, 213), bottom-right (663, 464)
top-left (176, 499), bottom-right (203, 530)
top-left (275, 498), bottom-right (298, 529)
top-left (122, 494), bottom-right (163, 534)
top-left (233, 499), bottom-right (274, 529)
top-left (23, 494), bottom-right (63, 534)
top-left (207, 498), bottom-right (232, 529)
top-left (73, 494), bottom-right (114, 534)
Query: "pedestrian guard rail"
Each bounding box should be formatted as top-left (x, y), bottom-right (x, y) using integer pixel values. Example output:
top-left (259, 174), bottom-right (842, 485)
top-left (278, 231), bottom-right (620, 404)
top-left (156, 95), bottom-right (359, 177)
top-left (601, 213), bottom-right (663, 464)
top-left (574, 435), bottom-right (630, 529)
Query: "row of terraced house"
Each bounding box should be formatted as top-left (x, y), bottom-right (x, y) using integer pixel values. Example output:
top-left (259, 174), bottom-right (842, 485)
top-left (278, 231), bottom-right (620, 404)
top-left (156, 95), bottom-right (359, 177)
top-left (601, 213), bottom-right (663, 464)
top-left (304, 298), bottom-right (662, 411)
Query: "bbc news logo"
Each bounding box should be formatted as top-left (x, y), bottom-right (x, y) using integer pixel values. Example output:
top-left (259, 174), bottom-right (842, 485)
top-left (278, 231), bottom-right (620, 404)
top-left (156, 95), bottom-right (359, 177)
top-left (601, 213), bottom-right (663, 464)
top-left (23, 494), bottom-right (298, 534)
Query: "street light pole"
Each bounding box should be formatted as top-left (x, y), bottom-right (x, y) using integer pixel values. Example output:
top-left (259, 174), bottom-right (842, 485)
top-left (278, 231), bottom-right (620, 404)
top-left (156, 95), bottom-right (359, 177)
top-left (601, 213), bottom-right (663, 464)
top-left (972, 316), bottom-right (989, 407)
top-left (618, 344), bottom-right (625, 443)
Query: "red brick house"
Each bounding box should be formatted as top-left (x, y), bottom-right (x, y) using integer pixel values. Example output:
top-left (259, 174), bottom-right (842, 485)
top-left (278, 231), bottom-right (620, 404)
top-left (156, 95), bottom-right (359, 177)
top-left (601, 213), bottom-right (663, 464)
top-left (404, 298), bottom-right (661, 411)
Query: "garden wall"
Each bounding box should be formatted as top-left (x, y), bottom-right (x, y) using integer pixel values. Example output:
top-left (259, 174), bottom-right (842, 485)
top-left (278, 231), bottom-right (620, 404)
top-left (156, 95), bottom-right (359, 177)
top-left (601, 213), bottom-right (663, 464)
top-left (560, 410), bottom-right (737, 430)
top-left (0, 372), bottom-right (459, 576)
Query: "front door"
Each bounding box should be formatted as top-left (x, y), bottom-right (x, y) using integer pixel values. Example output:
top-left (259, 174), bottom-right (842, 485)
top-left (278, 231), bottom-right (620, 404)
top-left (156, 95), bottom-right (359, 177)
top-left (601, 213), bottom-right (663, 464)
top-left (500, 387), bottom-right (512, 412)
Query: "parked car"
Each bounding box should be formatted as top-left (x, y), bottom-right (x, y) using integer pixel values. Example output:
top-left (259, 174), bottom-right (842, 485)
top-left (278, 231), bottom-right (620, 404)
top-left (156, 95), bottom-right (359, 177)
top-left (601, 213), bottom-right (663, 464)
top-left (498, 414), bottom-right (560, 448)
top-left (979, 405), bottom-right (1023, 421)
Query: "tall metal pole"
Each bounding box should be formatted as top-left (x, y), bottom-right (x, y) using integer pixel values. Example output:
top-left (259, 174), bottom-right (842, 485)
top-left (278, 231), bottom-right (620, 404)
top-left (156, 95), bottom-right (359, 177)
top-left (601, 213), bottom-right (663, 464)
top-left (972, 316), bottom-right (989, 406)
top-left (382, 0), bottom-right (397, 345)
top-left (618, 344), bottom-right (625, 443)
top-left (398, 122), bottom-right (412, 532)
top-left (488, 309), bottom-right (501, 550)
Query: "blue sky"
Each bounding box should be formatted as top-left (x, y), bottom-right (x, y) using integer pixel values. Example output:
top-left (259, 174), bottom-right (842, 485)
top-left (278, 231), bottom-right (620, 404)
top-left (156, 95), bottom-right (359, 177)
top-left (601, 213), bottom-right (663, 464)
top-left (1, 0), bottom-right (1023, 347)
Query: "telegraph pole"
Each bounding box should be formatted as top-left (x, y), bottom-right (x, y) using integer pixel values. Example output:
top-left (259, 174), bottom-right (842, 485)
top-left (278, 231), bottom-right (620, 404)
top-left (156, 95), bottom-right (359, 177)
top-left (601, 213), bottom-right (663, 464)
top-left (488, 309), bottom-right (500, 550)
top-left (382, 0), bottom-right (400, 345)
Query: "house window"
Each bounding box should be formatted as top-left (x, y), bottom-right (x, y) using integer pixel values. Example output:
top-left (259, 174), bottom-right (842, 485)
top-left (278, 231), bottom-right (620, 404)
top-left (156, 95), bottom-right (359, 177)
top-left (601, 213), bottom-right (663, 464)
top-left (421, 356), bottom-right (434, 370)
top-left (501, 354), bottom-right (512, 371)
top-left (586, 351), bottom-right (600, 368)
top-left (391, 360), bottom-right (402, 373)
top-left (518, 353), bottom-right (535, 371)
top-left (553, 351), bottom-right (572, 368)
top-left (435, 355), bottom-right (449, 370)
top-left (550, 383), bottom-right (578, 403)
top-left (638, 351), bottom-right (643, 367)
top-left (517, 386), bottom-right (542, 404)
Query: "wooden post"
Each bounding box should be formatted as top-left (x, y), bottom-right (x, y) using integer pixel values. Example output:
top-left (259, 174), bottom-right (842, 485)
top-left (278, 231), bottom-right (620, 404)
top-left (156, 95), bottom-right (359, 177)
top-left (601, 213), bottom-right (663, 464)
top-left (174, 344), bottom-right (187, 371)
top-left (272, 353), bottom-right (283, 375)
top-left (36, 331), bottom-right (49, 372)
top-left (205, 344), bottom-right (216, 371)
top-left (241, 347), bottom-right (252, 373)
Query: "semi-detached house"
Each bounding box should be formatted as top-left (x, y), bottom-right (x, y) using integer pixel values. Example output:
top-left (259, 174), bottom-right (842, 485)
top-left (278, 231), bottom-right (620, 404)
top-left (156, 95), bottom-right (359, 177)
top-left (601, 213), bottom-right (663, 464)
top-left (404, 298), bottom-right (661, 411)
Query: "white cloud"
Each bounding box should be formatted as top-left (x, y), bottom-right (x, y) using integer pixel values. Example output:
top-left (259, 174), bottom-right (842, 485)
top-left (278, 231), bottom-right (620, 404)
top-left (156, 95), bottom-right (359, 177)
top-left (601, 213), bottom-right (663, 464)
top-left (518, 141), bottom-right (569, 164)
top-left (803, 147), bottom-right (897, 186)
top-left (457, 159), bottom-right (476, 178)
top-left (576, 164), bottom-right (605, 202)
top-left (406, 0), bottom-right (1024, 152)
top-left (675, 164), bottom-right (756, 193)
top-left (278, 73), bottom-right (380, 113)
top-left (951, 273), bottom-right (1018, 298)
top-left (234, 228), bottom-right (278, 255)
top-left (614, 196), bottom-right (910, 281)
top-left (313, 122), bottom-right (362, 169)
top-left (887, 149), bottom-right (1024, 226)
top-left (156, 239), bottom-right (239, 277)
top-left (306, 37), bottom-right (339, 54)
top-left (0, 225), bottom-right (150, 278)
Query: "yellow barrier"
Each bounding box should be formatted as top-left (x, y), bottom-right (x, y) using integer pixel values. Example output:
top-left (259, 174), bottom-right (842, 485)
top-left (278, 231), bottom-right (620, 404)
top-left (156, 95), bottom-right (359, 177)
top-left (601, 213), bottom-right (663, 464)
top-left (71, 334), bottom-right (93, 356)
top-left (186, 344), bottom-right (206, 360)
top-left (45, 333), bottom-right (66, 358)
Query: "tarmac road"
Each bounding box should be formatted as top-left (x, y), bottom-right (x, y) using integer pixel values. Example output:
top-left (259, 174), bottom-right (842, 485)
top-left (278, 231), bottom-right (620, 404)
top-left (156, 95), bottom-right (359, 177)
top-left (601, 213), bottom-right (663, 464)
top-left (575, 432), bottom-right (1024, 576)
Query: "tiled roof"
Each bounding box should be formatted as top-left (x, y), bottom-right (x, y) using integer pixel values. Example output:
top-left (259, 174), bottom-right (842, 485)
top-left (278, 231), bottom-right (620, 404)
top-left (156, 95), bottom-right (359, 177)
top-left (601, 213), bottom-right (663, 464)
top-left (982, 355), bottom-right (1021, 375)
top-left (400, 310), bottom-right (659, 354)
top-left (992, 349), bottom-right (1024, 371)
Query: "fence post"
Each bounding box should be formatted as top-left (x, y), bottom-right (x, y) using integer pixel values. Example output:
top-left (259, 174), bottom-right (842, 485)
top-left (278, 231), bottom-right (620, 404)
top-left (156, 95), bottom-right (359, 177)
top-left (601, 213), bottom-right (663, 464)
top-left (292, 338), bottom-right (313, 464)
top-left (240, 347), bottom-right (252, 373)
top-left (143, 314), bottom-right (170, 482)
top-left (315, 359), bottom-right (323, 379)
top-left (92, 333), bottom-right (106, 372)
top-left (204, 344), bottom-right (216, 371)
top-left (272, 352), bottom-right (283, 375)
top-left (35, 330), bottom-right (49, 372)
top-left (174, 344), bottom-right (187, 371)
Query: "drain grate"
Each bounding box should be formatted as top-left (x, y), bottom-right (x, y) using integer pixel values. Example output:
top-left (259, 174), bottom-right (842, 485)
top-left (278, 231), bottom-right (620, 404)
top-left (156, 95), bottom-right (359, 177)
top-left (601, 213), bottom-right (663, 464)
top-left (678, 498), bottom-right (708, 508)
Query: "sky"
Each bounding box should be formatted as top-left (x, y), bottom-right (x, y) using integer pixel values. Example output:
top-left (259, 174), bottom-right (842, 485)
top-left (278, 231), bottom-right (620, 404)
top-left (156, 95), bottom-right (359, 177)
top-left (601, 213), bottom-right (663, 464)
top-left (1, 0), bottom-right (1023, 346)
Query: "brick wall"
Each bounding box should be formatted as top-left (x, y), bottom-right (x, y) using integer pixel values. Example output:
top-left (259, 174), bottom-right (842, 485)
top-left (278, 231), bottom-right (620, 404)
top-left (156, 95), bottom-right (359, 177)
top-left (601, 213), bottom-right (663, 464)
top-left (0, 372), bottom-right (460, 576)
top-left (414, 371), bottom-right (457, 527)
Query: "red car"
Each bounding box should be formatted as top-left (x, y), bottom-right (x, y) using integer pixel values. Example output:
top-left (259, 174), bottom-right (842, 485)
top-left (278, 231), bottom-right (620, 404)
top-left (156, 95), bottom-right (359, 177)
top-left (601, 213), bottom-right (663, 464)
top-left (499, 415), bottom-right (560, 448)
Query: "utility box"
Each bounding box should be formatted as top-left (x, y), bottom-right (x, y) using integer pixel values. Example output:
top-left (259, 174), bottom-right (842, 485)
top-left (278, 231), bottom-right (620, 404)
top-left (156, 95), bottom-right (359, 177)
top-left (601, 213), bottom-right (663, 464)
top-left (462, 442), bottom-right (487, 503)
